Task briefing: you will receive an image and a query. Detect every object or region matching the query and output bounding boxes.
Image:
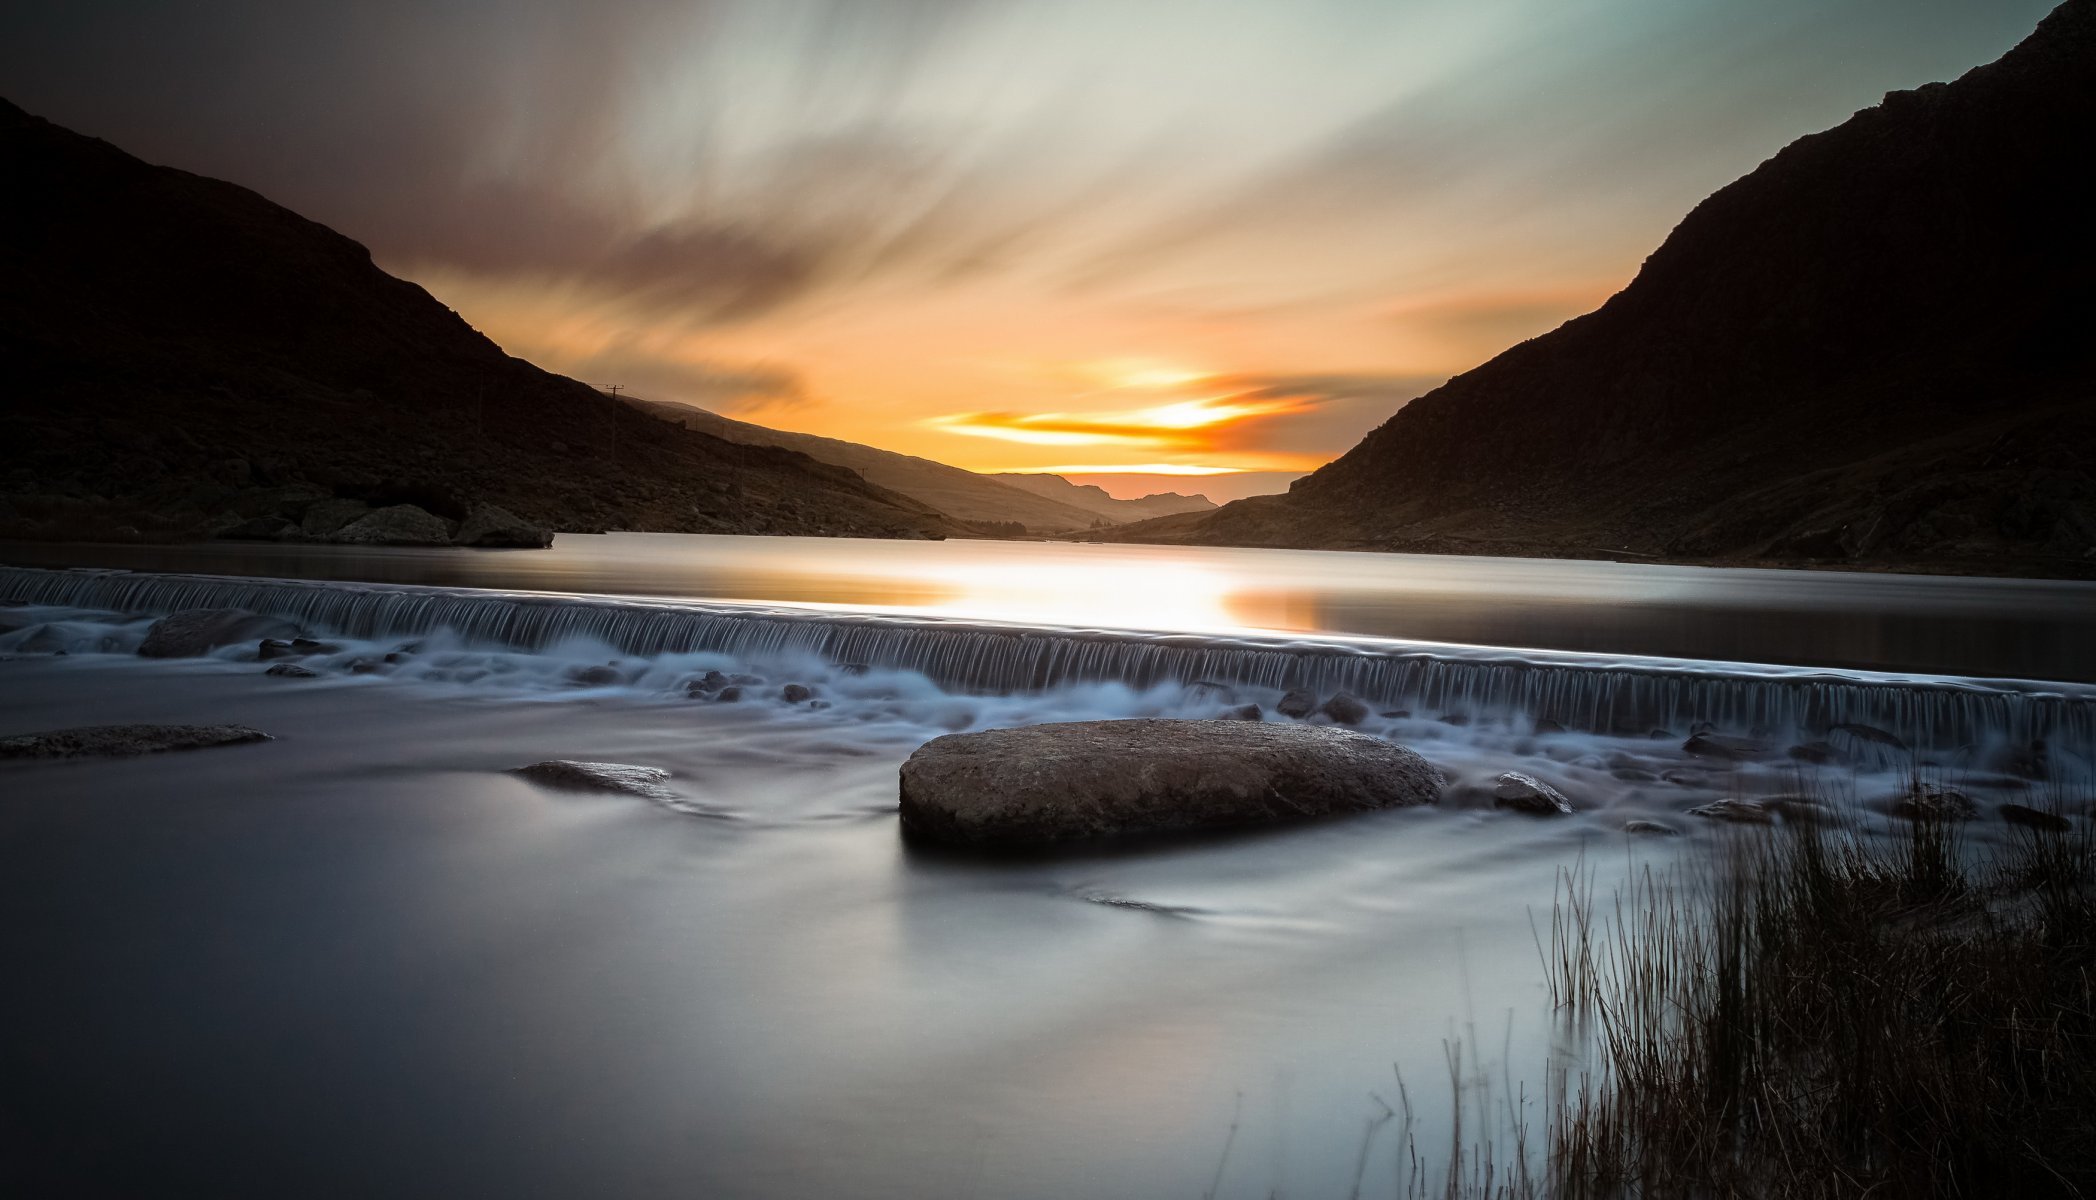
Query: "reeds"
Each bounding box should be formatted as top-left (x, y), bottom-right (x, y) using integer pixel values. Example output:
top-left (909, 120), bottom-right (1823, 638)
top-left (1546, 803), bottom-right (2096, 1198)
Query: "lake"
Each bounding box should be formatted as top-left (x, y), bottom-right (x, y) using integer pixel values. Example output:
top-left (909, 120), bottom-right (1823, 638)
top-left (2, 535), bottom-right (2090, 1197)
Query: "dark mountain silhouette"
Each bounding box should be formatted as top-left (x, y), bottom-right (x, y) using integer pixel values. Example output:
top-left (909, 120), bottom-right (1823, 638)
top-left (0, 100), bottom-right (965, 544)
top-left (1108, 0), bottom-right (2096, 577)
top-left (631, 398), bottom-right (1140, 533)
top-left (985, 473), bottom-right (1214, 524)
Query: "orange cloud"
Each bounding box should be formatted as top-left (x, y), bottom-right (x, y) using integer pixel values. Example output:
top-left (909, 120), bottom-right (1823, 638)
top-left (925, 393), bottom-right (1315, 450)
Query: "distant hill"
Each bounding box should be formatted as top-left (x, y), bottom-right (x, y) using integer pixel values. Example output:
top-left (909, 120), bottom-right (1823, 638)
top-left (1107, 0), bottom-right (2096, 577)
top-left (0, 100), bottom-right (965, 544)
top-left (986, 473), bottom-right (1214, 523)
top-left (633, 399), bottom-right (1179, 533)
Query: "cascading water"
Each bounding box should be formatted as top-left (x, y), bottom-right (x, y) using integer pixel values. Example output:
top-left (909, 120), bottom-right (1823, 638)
top-left (5, 565), bottom-right (2090, 759)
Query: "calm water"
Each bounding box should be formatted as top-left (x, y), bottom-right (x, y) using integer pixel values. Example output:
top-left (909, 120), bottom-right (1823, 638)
top-left (2, 536), bottom-right (2090, 1197)
top-left (8, 532), bottom-right (2096, 680)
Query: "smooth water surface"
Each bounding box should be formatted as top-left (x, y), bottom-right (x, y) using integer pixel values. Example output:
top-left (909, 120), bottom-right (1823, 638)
top-left (8, 533), bottom-right (2096, 680)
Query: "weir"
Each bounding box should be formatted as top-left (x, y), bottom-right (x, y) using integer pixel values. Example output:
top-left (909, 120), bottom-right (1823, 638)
top-left (5, 565), bottom-right (2091, 752)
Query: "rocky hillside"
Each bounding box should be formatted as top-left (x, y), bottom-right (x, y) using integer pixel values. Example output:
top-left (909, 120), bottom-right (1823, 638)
top-left (986, 473), bottom-right (1214, 524)
top-left (634, 399), bottom-right (1145, 533)
top-left (0, 100), bottom-right (965, 545)
top-left (1111, 0), bottom-right (2096, 577)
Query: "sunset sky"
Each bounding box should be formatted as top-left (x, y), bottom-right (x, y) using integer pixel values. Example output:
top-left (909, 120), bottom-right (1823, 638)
top-left (1, 0), bottom-right (2051, 500)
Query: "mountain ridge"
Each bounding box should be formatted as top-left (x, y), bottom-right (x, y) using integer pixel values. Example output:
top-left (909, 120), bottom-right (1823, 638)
top-left (0, 98), bottom-right (966, 544)
top-left (633, 398), bottom-right (1212, 532)
top-left (1102, 0), bottom-right (2096, 577)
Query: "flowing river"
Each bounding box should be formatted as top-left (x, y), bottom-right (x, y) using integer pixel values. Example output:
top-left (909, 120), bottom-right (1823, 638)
top-left (2, 535), bottom-right (2091, 1198)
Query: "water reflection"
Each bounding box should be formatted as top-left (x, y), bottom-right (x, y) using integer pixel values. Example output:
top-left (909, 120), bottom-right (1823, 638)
top-left (5, 533), bottom-right (2093, 680)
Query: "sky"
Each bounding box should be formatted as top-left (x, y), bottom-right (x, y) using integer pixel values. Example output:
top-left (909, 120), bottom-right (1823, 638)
top-left (0, 0), bottom-right (2055, 501)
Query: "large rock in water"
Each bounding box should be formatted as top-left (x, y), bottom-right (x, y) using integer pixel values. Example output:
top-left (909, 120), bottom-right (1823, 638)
top-left (898, 719), bottom-right (1444, 846)
top-left (0, 724), bottom-right (271, 759)
top-left (454, 504), bottom-right (552, 548)
top-left (330, 503), bottom-right (455, 545)
top-left (138, 608), bottom-right (300, 657)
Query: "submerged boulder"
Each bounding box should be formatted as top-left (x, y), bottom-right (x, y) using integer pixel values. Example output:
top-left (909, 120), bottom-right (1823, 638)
top-left (897, 718), bottom-right (1443, 846)
top-left (138, 608), bottom-right (300, 658)
top-left (0, 723), bottom-right (271, 759)
top-left (455, 504), bottom-right (553, 548)
top-left (509, 760), bottom-right (677, 800)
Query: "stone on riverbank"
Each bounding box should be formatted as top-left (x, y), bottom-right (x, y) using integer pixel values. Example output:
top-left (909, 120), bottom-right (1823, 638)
top-left (897, 718), bottom-right (1443, 846)
top-left (0, 723), bottom-right (272, 759)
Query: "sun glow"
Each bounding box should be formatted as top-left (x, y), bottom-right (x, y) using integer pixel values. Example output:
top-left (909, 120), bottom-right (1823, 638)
top-left (924, 393), bottom-right (1307, 447)
top-left (997, 463), bottom-right (1248, 476)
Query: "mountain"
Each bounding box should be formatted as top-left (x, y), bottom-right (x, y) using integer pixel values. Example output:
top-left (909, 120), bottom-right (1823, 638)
top-left (0, 100), bottom-right (965, 545)
top-left (1108, 0), bottom-right (2096, 577)
top-left (986, 473), bottom-right (1215, 523)
top-left (632, 399), bottom-right (1144, 533)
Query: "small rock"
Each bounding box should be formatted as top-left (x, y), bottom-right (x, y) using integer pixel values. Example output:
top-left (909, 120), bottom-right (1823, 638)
top-left (1624, 820), bottom-right (1681, 836)
top-left (0, 724), bottom-right (272, 759)
top-left (716, 686), bottom-right (743, 703)
top-left (509, 760), bottom-right (676, 800)
top-left (264, 663), bottom-right (317, 678)
top-left (1275, 688), bottom-right (1317, 719)
top-left (566, 664), bottom-right (622, 687)
top-left (1185, 680), bottom-right (1237, 703)
top-left (1219, 703), bottom-right (1263, 721)
top-left (139, 609), bottom-right (301, 658)
top-left (1687, 799), bottom-right (1773, 824)
top-left (1999, 802), bottom-right (2070, 832)
top-left (1378, 710), bottom-right (1411, 719)
top-left (1492, 771), bottom-right (1574, 815)
top-left (1439, 713), bottom-right (1472, 727)
top-left (1786, 741), bottom-right (1838, 765)
top-left (1318, 692), bottom-right (1370, 725)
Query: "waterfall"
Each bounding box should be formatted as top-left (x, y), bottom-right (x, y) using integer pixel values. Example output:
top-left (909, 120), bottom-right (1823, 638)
top-left (5, 565), bottom-right (2089, 752)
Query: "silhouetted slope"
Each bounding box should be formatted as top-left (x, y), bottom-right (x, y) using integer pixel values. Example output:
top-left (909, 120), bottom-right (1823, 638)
top-left (1118, 0), bottom-right (2096, 576)
top-left (0, 100), bottom-right (963, 543)
top-left (634, 399), bottom-right (1129, 533)
top-left (986, 473), bottom-right (1214, 523)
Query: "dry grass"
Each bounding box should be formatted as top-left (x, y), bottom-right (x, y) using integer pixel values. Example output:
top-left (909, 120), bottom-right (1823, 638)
top-left (1543, 805), bottom-right (2096, 1199)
